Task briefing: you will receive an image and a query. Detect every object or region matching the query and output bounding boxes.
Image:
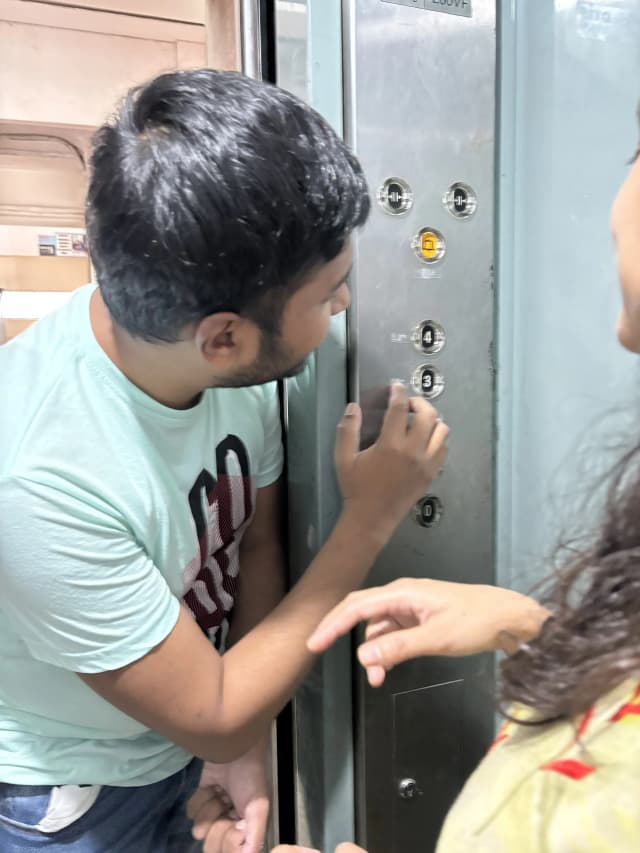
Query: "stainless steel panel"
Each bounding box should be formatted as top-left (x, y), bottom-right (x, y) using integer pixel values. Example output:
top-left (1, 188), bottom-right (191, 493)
top-left (344, 1), bottom-right (496, 850)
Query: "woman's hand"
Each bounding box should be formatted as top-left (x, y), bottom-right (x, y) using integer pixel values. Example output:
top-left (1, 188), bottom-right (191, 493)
top-left (308, 578), bottom-right (549, 686)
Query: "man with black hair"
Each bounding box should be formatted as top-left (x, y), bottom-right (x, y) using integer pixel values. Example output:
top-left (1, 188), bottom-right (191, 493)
top-left (0, 70), bottom-right (448, 853)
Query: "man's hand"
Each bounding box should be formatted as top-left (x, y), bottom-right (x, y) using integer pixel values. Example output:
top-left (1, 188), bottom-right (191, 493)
top-left (336, 384), bottom-right (448, 543)
top-left (308, 578), bottom-right (550, 686)
top-left (188, 743), bottom-right (270, 853)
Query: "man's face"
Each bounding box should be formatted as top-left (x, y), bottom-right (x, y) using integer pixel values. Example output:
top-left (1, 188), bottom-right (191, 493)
top-left (219, 243), bottom-right (353, 388)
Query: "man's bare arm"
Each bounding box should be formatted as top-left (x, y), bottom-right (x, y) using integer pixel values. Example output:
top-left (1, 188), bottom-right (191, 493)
top-left (226, 479), bottom-right (286, 648)
top-left (80, 388), bottom-right (448, 763)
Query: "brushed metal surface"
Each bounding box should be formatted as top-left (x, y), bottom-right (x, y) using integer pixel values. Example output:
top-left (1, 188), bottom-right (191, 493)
top-left (344, 1), bottom-right (496, 849)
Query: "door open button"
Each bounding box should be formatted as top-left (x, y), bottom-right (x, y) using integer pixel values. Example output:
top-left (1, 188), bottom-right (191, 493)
top-left (378, 176), bottom-right (413, 215)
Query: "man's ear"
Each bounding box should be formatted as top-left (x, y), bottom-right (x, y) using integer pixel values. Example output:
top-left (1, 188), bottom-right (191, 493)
top-left (194, 312), bottom-right (256, 365)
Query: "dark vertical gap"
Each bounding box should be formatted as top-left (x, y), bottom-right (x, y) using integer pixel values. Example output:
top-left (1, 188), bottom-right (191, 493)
top-left (260, 0), bottom-right (278, 83)
top-left (272, 375), bottom-right (297, 843)
top-left (275, 378), bottom-right (296, 844)
top-left (268, 0), bottom-right (296, 838)
top-left (275, 698), bottom-right (296, 843)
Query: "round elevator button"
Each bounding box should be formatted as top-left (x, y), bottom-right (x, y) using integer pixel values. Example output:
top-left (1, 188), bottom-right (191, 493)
top-left (412, 227), bottom-right (446, 263)
top-left (377, 177), bottom-right (413, 216)
top-left (415, 495), bottom-right (443, 528)
top-left (443, 182), bottom-right (477, 219)
top-left (413, 320), bottom-right (446, 354)
top-left (412, 364), bottom-right (444, 399)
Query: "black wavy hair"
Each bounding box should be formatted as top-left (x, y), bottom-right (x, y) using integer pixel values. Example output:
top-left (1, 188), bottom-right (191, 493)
top-left (500, 441), bottom-right (640, 723)
top-left (86, 69), bottom-right (370, 342)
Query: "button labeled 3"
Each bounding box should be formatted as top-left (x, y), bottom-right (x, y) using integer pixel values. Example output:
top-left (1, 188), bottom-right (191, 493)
top-left (412, 363), bottom-right (444, 399)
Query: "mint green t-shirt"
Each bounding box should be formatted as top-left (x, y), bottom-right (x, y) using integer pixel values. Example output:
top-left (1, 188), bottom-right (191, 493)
top-left (0, 284), bottom-right (283, 786)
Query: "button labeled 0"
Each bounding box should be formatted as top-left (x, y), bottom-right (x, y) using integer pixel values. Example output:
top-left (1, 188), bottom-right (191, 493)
top-left (415, 495), bottom-right (443, 528)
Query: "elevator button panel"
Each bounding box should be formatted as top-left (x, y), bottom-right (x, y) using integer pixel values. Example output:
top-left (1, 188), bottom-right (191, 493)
top-left (378, 177), bottom-right (414, 215)
top-left (443, 182), bottom-right (477, 218)
top-left (412, 320), bottom-right (445, 354)
top-left (413, 227), bottom-right (446, 264)
top-left (415, 495), bottom-right (443, 528)
top-left (412, 364), bottom-right (444, 399)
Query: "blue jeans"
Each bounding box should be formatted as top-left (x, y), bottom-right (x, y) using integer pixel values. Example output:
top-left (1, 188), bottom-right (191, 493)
top-left (0, 760), bottom-right (203, 852)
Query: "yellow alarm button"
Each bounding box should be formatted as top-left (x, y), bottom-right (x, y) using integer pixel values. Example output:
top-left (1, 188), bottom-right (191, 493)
top-left (421, 232), bottom-right (438, 258)
top-left (414, 227), bottom-right (446, 264)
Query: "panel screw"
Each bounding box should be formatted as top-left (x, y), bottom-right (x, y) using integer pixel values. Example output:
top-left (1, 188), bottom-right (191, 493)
top-left (398, 778), bottom-right (423, 800)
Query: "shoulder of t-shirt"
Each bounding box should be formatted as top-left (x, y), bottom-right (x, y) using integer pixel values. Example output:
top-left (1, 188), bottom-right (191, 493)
top-left (0, 469), bottom-right (130, 536)
top-left (0, 286), bottom-right (97, 476)
top-left (0, 284), bottom-right (90, 379)
top-left (203, 380), bottom-right (280, 412)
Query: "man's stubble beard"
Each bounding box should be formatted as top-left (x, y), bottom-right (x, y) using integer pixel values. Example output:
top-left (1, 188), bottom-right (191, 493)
top-left (211, 328), bottom-right (308, 389)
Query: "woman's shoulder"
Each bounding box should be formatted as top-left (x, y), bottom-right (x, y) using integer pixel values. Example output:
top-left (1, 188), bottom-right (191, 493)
top-left (436, 678), bottom-right (640, 853)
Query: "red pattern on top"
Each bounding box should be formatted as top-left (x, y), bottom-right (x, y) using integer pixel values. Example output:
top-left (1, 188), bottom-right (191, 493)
top-left (487, 721), bottom-right (512, 754)
top-left (576, 705), bottom-right (594, 739)
top-left (609, 683), bottom-right (640, 723)
top-left (488, 682), bottom-right (640, 780)
top-left (542, 759), bottom-right (595, 780)
top-left (488, 733), bottom-right (509, 754)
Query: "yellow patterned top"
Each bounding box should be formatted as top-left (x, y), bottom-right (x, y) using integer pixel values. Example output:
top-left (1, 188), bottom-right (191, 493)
top-left (436, 678), bottom-right (640, 852)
